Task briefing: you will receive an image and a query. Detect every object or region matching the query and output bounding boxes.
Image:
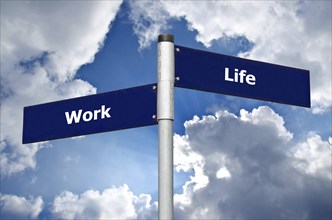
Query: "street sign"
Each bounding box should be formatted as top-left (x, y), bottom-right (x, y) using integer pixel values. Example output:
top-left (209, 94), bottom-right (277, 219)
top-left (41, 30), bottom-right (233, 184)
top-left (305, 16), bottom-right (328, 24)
top-left (23, 84), bottom-right (157, 144)
top-left (21, 35), bottom-right (312, 220)
top-left (174, 45), bottom-right (311, 107)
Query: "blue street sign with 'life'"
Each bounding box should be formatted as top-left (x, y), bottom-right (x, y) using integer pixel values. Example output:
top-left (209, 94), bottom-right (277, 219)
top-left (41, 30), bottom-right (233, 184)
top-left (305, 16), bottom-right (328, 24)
top-left (23, 84), bottom-right (157, 144)
top-left (174, 45), bottom-right (311, 107)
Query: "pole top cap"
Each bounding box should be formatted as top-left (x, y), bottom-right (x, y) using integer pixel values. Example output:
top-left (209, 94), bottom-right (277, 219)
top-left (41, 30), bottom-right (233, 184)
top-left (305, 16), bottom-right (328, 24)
top-left (158, 34), bottom-right (174, 43)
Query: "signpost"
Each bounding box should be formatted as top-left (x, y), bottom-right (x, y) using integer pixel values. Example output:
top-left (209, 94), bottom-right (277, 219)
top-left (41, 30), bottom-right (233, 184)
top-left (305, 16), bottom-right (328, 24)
top-left (22, 34), bottom-right (311, 219)
top-left (23, 84), bottom-right (157, 144)
top-left (175, 45), bottom-right (311, 107)
top-left (157, 34), bottom-right (175, 220)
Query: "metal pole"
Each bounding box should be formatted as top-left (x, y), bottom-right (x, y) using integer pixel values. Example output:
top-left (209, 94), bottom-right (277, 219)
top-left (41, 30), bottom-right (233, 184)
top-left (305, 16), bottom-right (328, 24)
top-left (157, 34), bottom-right (174, 220)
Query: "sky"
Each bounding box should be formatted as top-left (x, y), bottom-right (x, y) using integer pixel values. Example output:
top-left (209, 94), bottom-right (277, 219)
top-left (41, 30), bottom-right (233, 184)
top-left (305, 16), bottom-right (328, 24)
top-left (0, 1), bottom-right (331, 219)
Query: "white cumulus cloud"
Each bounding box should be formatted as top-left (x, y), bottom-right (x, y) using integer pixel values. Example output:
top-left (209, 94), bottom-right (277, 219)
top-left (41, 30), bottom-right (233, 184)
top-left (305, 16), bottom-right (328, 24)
top-left (128, 0), bottom-right (171, 50)
top-left (0, 194), bottom-right (43, 219)
top-left (216, 166), bottom-right (231, 180)
top-left (293, 134), bottom-right (332, 180)
top-left (51, 184), bottom-right (157, 219)
top-left (173, 106), bottom-right (331, 219)
top-left (0, 1), bottom-right (122, 176)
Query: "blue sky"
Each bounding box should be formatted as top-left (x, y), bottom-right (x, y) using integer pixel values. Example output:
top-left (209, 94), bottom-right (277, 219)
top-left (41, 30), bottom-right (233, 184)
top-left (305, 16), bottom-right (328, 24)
top-left (1, 1), bottom-right (331, 219)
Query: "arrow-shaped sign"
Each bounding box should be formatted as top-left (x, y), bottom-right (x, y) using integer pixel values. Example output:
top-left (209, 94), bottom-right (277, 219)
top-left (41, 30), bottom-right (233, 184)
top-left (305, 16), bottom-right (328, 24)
top-left (23, 84), bottom-right (157, 144)
top-left (175, 45), bottom-right (310, 107)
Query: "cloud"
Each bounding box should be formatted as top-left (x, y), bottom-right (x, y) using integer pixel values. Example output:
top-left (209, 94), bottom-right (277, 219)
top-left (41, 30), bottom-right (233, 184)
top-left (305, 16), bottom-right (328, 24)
top-left (173, 106), bottom-right (331, 219)
top-left (0, 1), bottom-right (122, 176)
top-left (293, 134), bottom-right (332, 180)
top-left (129, 1), bottom-right (331, 113)
top-left (51, 184), bottom-right (157, 219)
top-left (216, 166), bottom-right (231, 180)
top-left (128, 1), bottom-right (171, 50)
top-left (0, 194), bottom-right (43, 219)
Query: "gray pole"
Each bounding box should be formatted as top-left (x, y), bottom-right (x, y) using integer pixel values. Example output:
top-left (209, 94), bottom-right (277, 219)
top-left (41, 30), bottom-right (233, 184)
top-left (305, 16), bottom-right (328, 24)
top-left (157, 34), bottom-right (174, 220)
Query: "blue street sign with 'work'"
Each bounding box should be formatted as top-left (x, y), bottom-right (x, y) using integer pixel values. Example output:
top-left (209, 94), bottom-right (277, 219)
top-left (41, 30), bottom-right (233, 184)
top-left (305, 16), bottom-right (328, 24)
top-left (174, 45), bottom-right (311, 107)
top-left (23, 84), bottom-right (157, 144)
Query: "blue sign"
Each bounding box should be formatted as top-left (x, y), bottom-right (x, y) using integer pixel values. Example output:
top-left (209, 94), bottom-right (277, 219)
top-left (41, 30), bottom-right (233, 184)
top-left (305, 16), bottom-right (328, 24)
top-left (175, 45), bottom-right (310, 107)
top-left (23, 84), bottom-right (157, 144)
